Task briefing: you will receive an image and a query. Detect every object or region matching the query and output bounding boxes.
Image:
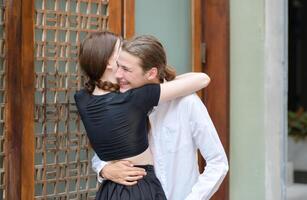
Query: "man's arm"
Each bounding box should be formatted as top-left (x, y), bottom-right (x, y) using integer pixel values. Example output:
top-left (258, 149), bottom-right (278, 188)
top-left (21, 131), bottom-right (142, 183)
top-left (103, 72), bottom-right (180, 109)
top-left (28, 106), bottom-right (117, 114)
top-left (91, 153), bottom-right (108, 183)
top-left (185, 94), bottom-right (229, 200)
top-left (91, 153), bottom-right (147, 185)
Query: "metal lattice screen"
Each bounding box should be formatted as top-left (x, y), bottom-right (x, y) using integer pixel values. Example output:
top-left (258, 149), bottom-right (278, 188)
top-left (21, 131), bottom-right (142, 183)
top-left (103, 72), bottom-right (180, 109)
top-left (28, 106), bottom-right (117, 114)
top-left (0, 0), bottom-right (5, 199)
top-left (34, 0), bottom-right (110, 199)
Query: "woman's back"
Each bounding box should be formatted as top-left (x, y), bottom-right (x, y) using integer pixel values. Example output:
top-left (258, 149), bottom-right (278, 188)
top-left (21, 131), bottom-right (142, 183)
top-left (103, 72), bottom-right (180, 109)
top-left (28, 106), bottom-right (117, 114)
top-left (74, 84), bottom-right (160, 162)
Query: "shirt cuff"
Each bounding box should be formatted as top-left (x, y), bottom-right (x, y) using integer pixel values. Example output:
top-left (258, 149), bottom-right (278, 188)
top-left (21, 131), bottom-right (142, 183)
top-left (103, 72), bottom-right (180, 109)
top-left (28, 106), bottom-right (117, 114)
top-left (96, 161), bottom-right (108, 183)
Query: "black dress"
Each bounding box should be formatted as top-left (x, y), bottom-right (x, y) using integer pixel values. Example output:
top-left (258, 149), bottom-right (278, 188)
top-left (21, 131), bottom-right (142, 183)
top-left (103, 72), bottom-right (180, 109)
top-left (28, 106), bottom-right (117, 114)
top-left (74, 84), bottom-right (167, 200)
top-left (96, 165), bottom-right (166, 200)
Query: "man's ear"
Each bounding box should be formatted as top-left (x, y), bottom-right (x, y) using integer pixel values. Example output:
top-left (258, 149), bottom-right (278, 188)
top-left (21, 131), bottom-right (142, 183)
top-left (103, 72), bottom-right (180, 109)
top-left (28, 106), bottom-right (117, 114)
top-left (145, 67), bottom-right (158, 80)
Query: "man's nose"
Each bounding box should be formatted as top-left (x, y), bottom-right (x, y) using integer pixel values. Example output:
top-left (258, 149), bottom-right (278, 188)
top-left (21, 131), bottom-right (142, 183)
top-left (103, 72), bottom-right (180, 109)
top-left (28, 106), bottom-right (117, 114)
top-left (115, 67), bottom-right (123, 79)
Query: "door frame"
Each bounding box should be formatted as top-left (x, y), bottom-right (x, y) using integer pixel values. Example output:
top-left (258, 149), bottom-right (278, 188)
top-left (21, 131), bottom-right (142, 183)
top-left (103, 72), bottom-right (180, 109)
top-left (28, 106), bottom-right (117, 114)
top-left (5, 0), bottom-right (35, 199)
top-left (264, 0), bottom-right (288, 199)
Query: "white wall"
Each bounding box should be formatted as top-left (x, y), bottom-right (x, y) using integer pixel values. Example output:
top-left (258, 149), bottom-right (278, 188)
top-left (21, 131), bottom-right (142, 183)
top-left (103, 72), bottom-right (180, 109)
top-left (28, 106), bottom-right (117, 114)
top-left (230, 0), bottom-right (288, 199)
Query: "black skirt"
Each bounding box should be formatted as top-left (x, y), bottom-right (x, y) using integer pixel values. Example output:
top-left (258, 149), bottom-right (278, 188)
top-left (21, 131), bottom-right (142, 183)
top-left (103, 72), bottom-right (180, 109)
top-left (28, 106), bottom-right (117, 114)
top-left (96, 165), bottom-right (167, 200)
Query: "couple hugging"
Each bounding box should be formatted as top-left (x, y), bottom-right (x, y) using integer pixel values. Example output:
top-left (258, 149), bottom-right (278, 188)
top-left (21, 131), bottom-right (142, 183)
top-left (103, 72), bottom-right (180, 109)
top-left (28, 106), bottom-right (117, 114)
top-left (75, 31), bottom-right (228, 200)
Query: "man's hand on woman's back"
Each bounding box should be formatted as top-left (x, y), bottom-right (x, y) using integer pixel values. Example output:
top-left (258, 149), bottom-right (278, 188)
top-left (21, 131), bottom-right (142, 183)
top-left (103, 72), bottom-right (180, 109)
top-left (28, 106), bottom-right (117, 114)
top-left (101, 160), bottom-right (147, 186)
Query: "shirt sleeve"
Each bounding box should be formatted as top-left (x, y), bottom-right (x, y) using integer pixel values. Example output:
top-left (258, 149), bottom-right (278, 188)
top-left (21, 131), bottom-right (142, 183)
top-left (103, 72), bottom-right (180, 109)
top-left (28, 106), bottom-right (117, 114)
top-left (91, 153), bottom-right (108, 183)
top-left (131, 84), bottom-right (161, 112)
top-left (184, 94), bottom-right (229, 200)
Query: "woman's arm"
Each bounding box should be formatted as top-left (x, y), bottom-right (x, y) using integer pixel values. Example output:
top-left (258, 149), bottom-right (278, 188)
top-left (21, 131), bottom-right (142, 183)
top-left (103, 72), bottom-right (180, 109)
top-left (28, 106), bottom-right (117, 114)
top-left (159, 72), bottom-right (210, 102)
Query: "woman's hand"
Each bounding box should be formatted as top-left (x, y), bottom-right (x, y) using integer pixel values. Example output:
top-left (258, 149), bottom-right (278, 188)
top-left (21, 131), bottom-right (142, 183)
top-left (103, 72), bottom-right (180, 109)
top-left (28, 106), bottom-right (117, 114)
top-left (160, 72), bottom-right (210, 102)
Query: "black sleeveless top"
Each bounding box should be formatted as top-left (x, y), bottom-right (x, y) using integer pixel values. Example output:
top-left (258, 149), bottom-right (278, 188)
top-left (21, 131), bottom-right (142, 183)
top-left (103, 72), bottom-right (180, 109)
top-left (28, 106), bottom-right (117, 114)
top-left (74, 84), bottom-right (160, 161)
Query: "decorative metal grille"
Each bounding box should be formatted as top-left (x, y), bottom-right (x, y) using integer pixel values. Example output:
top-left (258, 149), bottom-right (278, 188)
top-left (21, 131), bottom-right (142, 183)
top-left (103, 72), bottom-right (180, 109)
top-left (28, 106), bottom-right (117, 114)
top-left (34, 0), bottom-right (110, 199)
top-left (0, 0), bottom-right (5, 199)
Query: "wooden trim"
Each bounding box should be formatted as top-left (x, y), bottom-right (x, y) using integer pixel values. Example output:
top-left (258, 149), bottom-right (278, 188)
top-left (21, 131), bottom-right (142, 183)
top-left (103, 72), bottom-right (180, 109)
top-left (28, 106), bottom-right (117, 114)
top-left (191, 0), bottom-right (203, 99)
top-left (21, 0), bottom-right (35, 199)
top-left (123, 0), bottom-right (135, 39)
top-left (108, 0), bottom-right (123, 35)
top-left (5, 0), bottom-right (35, 198)
top-left (191, 0), bottom-right (202, 73)
top-left (108, 0), bottom-right (135, 38)
top-left (5, 0), bottom-right (22, 199)
top-left (202, 0), bottom-right (230, 200)
top-left (192, 0), bottom-right (206, 169)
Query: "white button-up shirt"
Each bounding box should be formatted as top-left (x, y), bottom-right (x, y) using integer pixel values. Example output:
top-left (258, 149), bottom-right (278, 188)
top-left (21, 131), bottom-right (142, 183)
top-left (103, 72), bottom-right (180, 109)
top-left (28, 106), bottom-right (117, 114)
top-left (92, 94), bottom-right (228, 200)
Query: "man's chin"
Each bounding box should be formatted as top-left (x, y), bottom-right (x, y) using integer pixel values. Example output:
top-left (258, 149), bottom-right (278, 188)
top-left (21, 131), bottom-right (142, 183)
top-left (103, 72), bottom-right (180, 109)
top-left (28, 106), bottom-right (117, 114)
top-left (120, 88), bottom-right (128, 92)
top-left (119, 85), bottom-right (131, 92)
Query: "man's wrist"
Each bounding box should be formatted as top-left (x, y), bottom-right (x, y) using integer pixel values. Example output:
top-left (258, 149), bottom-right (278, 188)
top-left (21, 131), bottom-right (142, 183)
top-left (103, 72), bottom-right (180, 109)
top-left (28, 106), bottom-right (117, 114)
top-left (99, 168), bottom-right (107, 180)
top-left (95, 162), bottom-right (109, 183)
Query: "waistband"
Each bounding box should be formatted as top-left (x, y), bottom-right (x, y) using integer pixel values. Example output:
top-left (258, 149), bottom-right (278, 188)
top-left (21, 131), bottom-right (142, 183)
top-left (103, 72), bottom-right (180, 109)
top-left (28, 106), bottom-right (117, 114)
top-left (133, 164), bottom-right (154, 172)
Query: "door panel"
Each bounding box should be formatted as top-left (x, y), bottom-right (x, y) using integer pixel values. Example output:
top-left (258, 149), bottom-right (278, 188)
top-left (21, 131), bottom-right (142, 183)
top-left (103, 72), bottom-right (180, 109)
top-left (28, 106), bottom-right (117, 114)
top-left (3, 0), bottom-right (133, 199)
top-left (192, 0), bottom-right (230, 199)
top-left (33, 1), bottom-right (122, 199)
top-left (202, 0), bottom-right (230, 200)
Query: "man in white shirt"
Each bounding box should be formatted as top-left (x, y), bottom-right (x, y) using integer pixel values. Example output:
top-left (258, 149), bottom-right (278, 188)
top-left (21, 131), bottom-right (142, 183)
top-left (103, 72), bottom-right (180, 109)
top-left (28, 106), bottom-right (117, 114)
top-left (92, 35), bottom-right (229, 200)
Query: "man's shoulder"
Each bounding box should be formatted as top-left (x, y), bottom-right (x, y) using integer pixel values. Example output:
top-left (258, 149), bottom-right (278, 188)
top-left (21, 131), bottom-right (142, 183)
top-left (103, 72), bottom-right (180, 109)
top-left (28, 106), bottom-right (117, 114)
top-left (176, 93), bottom-right (201, 104)
top-left (154, 94), bottom-right (203, 112)
top-left (159, 93), bottom-right (202, 109)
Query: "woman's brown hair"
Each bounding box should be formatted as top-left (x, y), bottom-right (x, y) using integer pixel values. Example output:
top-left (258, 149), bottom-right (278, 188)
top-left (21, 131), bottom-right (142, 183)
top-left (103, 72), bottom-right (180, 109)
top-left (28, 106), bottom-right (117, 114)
top-left (122, 35), bottom-right (176, 83)
top-left (79, 31), bottom-right (120, 93)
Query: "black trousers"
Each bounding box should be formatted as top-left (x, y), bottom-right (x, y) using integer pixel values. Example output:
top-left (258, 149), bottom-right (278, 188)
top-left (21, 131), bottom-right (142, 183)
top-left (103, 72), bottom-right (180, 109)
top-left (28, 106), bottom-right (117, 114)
top-left (96, 165), bottom-right (167, 200)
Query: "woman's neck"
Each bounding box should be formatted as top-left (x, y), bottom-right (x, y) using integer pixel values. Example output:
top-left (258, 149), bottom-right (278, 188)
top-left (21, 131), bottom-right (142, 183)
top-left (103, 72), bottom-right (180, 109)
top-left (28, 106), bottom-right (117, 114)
top-left (101, 68), bottom-right (117, 83)
top-left (92, 69), bottom-right (117, 95)
top-left (92, 87), bottom-right (109, 95)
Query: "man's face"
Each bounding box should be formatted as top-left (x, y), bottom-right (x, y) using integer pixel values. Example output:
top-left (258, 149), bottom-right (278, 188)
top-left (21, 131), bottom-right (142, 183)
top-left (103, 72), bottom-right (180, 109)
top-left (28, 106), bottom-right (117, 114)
top-left (115, 50), bottom-right (152, 92)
